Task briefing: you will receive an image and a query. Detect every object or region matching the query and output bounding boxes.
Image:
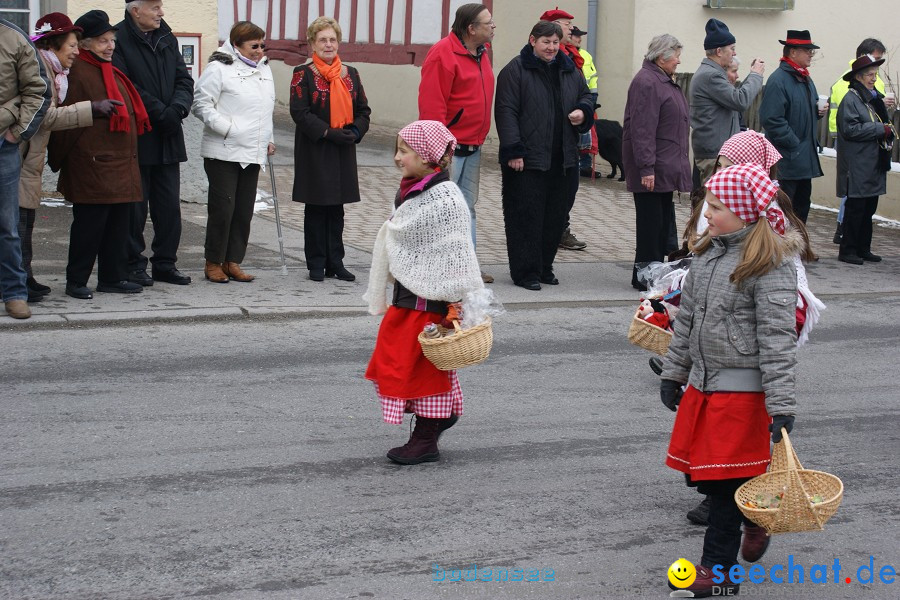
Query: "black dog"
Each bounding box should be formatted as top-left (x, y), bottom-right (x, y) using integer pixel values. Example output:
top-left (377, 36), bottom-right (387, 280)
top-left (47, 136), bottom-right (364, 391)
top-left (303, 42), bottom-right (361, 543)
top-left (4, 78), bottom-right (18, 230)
top-left (595, 119), bottom-right (625, 181)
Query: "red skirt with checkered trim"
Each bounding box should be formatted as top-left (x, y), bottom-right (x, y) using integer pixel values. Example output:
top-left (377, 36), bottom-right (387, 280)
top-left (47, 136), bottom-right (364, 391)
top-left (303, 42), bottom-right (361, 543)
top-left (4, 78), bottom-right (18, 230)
top-left (665, 386), bottom-right (772, 481)
top-left (366, 304), bottom-right (456, 397)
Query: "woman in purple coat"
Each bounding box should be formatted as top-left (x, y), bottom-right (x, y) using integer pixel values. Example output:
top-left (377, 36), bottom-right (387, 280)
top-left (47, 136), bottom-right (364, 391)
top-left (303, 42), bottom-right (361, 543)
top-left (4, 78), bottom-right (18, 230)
top-left (622, 34), bottom-right (691, 290)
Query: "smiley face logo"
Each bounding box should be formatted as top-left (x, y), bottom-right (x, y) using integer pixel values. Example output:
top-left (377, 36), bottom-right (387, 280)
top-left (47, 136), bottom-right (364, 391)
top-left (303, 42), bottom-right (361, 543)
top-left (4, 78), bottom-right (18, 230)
top-left (667, 558), bottom-right (696, 588)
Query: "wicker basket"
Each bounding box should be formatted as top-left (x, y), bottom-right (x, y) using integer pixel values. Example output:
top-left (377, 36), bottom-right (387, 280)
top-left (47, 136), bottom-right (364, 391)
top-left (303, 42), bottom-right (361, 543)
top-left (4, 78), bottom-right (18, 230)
top-left (627, 308), bottom-right (673, 356)
top-left (735, 429), bottom-right (843, 534)
top-left (418, 317), bottom-right (493, 371)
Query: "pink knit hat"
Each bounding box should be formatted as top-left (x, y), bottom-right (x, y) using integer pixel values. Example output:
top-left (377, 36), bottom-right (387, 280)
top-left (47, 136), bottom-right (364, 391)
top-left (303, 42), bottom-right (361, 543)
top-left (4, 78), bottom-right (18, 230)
top-left (398, 120), bottom-right (457, 165)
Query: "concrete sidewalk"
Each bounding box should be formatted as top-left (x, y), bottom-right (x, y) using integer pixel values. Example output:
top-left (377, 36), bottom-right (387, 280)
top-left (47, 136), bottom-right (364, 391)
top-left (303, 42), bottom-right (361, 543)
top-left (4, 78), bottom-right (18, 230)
top-left (6, 108), bottom-right (900, 327)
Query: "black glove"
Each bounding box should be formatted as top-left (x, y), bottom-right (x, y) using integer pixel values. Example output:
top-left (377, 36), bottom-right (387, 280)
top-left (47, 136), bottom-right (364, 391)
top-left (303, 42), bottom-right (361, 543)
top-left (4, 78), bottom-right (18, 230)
top-left (158, 106), bottom-right (183, 134)
top-left (91, 99), bottom-right (124, 118)
top-left (325, 127), bottom-right (357, 145)
top-left (769, 415), bottom-right (795, 443)
top-left (660, 379), bottom-right (683, 412)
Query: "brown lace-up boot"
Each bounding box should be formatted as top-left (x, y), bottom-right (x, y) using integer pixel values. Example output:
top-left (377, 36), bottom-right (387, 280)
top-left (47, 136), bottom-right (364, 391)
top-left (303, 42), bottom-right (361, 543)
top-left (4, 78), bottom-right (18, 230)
top-left (387, 416), bottom-right (442, 465)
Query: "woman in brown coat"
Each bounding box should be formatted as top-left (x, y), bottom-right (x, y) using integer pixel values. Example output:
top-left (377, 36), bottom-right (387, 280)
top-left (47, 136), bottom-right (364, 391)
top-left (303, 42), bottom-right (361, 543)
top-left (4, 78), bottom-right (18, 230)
top-left (290, 16), bottom-right (370, 282)
top-left (18, 13), bottom-right (122, 302)
top-left (48, 10), bottom-right (149, 300)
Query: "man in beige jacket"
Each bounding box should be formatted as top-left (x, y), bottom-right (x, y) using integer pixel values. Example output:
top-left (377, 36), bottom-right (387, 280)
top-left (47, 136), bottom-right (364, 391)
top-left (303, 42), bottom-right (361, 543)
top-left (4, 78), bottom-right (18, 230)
top-left (0, 18), bottom-right (50, 319)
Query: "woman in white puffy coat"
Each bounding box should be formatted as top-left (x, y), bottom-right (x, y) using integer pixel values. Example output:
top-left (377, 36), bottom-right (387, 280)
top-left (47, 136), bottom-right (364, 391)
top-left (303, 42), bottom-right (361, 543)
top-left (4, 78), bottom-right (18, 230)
top-left (192, 21), bottom-right (275, 283)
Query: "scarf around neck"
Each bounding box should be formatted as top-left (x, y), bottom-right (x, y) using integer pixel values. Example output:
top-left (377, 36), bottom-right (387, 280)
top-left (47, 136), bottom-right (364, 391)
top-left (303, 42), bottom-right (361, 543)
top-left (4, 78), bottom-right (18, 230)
top-left (39, 49), bottom-right (69, 102)
top-left (78, 51), bottom-right (151, 134)
top-left (312, 53), bottom-right (353, 128)
top-left (780, 56), bottom-right (809, 78)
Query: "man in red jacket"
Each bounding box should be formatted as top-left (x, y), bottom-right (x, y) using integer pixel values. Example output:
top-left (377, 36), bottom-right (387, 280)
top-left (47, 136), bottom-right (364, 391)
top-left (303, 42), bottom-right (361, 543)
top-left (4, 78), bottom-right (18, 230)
top-left (418, 3), bottom-right (495, 283)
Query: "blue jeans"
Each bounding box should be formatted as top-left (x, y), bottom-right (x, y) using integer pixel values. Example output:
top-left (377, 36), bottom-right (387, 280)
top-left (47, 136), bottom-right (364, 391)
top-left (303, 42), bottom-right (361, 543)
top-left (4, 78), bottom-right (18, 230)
top-left (450, 149), bottom-right (481, 248)
top-left (0, 139), bottom-right (27, 302)
top-left (837, 196), bottom-right (847, 223)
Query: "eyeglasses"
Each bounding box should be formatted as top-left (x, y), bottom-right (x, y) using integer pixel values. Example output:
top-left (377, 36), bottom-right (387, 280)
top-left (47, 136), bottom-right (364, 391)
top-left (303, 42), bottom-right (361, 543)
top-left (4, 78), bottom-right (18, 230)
top-left (249, 43), bottom-right (266, 50)
top-left (795, 48), bottom-right (816, 56)
top-left (476, 19), bottom-right (495, 27)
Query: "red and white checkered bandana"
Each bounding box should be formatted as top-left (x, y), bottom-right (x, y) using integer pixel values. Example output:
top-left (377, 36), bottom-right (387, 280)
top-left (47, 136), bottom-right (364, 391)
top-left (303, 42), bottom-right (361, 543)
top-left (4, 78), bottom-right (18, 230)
top-left (706, 164), bottom-right (785, 235)
top-left (718, 131), bottom-right (782, 173)
top-left (398, 120), bottom-right (457, 166)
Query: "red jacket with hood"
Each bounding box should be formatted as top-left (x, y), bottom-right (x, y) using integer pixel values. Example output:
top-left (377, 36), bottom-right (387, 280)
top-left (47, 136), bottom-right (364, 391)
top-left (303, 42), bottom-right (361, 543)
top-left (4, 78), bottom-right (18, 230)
top-left (418, 33), bottom-right (494, 146)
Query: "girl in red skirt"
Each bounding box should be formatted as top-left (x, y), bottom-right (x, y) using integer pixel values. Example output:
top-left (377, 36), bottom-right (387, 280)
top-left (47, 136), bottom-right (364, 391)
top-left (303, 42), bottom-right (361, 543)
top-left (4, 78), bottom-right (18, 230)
top-left (659, 164), bottom-right (799, 597)
top-left (363, 120), bottom-right (484, 465)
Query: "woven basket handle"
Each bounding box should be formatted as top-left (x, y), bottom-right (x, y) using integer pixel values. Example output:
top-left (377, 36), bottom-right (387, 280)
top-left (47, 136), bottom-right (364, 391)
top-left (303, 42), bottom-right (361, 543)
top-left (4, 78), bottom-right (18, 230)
top-left (772, 428), bottom-right (804, 472)
top-left (452, 320), bottom-right (462, 334)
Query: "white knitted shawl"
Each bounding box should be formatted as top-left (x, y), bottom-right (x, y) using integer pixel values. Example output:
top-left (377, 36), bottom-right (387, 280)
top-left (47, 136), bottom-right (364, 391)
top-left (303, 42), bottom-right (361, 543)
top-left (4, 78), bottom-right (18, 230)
top-left (364, 181), bottom-right (484, 315)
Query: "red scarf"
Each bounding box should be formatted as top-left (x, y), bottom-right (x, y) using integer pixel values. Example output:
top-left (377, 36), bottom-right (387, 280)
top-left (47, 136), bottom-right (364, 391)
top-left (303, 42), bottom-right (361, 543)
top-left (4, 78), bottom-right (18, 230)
top-left (78, 51), bottom-right (151, 134)
top-left (562, 43), bottom-right (584, 71)
top-left (398, 169), bottom-right (441, 202)
top-left (779, 56), bottom-right (809, 79)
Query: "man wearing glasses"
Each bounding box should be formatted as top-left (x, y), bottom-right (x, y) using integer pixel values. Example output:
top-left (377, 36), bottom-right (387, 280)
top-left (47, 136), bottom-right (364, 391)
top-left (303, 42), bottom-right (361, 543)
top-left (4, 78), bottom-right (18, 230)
top-left (114, 0), bottom-right (195, 286)
top-left (759, 29), bottom-right (826, 223)
top-left (419, 3), bottom-right (496, 284)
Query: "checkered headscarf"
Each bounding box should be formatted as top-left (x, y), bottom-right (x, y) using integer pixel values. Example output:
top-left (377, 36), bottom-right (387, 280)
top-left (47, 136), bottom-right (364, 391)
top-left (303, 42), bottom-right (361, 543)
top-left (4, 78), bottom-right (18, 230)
top-left (718, 131), bottom-right (782, 173)
top-left (398, 120), bottom-right (457, 166)
top-left (706, 164), bottom-right (785, 235)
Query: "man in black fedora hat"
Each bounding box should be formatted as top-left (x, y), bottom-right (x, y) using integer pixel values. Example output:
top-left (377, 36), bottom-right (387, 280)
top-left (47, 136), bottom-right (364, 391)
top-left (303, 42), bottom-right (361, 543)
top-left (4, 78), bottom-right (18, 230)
top-left (759, 29), bottom-right (826, 223)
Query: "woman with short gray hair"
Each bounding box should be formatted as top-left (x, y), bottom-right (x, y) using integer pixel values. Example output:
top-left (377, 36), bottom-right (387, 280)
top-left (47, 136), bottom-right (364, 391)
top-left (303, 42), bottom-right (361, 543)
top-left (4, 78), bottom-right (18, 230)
top-left (645, 33), bottom-right (683, 63)
top-left (622, 34), bottom-right (691, 290)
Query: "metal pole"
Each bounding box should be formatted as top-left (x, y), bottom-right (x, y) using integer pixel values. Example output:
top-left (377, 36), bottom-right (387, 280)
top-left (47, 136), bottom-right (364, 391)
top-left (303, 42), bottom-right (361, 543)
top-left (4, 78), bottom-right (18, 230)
top-left (588, 0), bottom-right (599, 63)
top-left (267, 155), bottom-right (288, 275)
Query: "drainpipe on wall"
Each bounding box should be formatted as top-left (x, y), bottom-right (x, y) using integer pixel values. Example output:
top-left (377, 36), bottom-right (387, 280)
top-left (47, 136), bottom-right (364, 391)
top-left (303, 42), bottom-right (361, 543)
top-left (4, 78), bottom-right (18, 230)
top-left (587, 0), bottom-right (598, 63)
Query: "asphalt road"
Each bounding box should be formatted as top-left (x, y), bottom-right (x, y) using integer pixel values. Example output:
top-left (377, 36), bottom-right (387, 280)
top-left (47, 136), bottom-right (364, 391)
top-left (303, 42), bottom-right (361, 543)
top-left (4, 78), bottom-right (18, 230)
top-left (2, 300), bottom-right (899, 599)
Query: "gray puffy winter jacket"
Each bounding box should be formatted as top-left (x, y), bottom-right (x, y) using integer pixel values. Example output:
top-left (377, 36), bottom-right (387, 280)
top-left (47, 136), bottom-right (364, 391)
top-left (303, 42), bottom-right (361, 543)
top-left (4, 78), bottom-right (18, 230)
top-left (661, 226), bottom-right (799, 417)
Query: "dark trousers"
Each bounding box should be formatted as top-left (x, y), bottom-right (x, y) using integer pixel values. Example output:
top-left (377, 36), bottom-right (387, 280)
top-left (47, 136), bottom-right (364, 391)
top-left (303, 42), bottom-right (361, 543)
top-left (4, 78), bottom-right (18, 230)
top-left (128, 163), bottom-right (182, 273)
top-left (502, 165), bottom-right (571, 284)
top-left (779, 178), bottom-right (812, 224)
top-left (840, 195), bottom-right (878, 257)
top-left (17, 207), bottom-right (35, 278)
top-left (67, 203), bottom-right (131, 286)
top-left (565, 157), bottom-right (579, 231)
top-left (697, 478), bottom-right (754, 569)
top-left (303, 204), bottom-right (345, 272)
top-left (632, 191), bottom-right (675, 287)
top-left (203, 159), bottom-right (260, 264)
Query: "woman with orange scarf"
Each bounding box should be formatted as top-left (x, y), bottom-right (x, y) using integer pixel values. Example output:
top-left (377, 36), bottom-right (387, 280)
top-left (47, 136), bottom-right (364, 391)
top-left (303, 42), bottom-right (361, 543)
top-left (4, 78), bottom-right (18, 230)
top-left (290, 16), bottom-right (371, 282)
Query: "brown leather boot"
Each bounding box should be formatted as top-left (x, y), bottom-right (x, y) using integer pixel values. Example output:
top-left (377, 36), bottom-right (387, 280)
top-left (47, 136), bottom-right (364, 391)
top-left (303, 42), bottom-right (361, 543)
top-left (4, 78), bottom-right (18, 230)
top-left (204, 260), bottom-right (229, 283)
top-left (387, 416), bottom-right (441, 465)
top-left (740, 524), bottom-right (771, 562)
top-left (223, 262), bottom-right (255, 282)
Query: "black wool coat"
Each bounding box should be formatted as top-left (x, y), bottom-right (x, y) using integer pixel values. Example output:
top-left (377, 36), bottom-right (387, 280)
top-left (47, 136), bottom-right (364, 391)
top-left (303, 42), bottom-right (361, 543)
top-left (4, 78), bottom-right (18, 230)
top-left (112, 13), bottom-right (194, 165)
top-left (290, 62), bottom-right (371, 206)
top-left (495, 44), bottom-right (594, 170)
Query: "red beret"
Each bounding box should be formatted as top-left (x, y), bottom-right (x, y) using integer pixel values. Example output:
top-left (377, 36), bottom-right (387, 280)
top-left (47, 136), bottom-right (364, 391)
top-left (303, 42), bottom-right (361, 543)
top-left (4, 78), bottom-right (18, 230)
top-left (540, 8), bottom-right (575, 22)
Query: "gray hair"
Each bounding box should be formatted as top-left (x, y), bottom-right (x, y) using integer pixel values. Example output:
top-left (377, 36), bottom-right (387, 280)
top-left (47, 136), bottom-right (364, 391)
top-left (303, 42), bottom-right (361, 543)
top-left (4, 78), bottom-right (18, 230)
top-left (126, 1), bottom-right (145, 12)
top-left (730, 55), bottom-right (741, 68)
top-left (645, 34), bottom-right (682, 62)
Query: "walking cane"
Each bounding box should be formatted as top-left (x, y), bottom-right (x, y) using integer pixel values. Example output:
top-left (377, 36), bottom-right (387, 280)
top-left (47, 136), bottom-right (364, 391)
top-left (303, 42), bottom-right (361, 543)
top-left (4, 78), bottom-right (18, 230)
top-left (267, 155), bottom-right (288, 275)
